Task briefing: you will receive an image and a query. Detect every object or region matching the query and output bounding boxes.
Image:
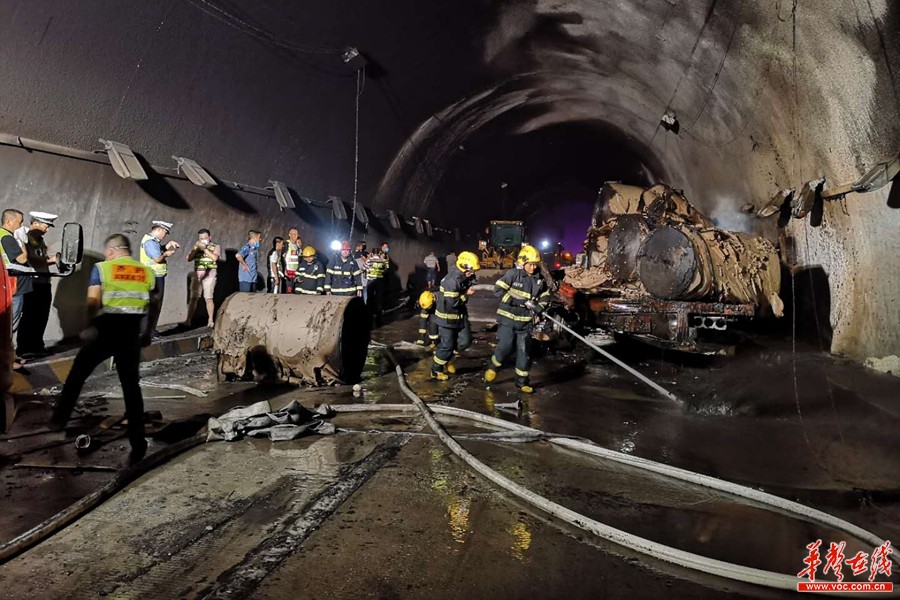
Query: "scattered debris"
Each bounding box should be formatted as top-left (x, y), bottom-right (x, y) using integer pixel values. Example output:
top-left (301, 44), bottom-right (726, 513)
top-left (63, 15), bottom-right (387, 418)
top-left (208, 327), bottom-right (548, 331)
top-left (207, 399), bottom-right (336, 442)
top-left (864, 355), bottom-right (900, 377)
top-left (141, 381), bottom-right (208, 397)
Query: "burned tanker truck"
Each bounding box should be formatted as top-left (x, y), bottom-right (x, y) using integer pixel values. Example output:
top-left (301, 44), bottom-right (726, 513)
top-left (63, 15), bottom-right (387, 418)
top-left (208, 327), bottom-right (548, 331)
top-left (557, 183), bottom-right (784, 354)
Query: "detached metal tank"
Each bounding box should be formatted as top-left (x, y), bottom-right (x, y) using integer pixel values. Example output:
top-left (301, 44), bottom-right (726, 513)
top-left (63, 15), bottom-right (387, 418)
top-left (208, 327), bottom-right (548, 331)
top-left (637, 225), bottom-right (783, 315)
top-left (213, 294), bottom-right (370, 385)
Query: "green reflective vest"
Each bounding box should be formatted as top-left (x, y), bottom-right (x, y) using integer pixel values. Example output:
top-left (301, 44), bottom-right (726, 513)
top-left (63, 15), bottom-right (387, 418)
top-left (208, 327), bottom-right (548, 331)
top-left (140, 233), bottom-right (167, 276)
top-left (194, 242), bottom-right (218, 271)
top-left (96, 256), bottom-right (154, 315)
top-left (285, 241), bottom-right (301, 271)
top-left (366, 254), bottom-right (387, 280)
top-left (0, 228), bottom-right (13, 267)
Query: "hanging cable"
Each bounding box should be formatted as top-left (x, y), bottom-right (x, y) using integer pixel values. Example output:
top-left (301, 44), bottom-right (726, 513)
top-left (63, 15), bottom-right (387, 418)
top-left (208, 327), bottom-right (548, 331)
top-left (348, 66), bottom-right (364, 243)
top-left (182, 0), bottom-right (341, 54)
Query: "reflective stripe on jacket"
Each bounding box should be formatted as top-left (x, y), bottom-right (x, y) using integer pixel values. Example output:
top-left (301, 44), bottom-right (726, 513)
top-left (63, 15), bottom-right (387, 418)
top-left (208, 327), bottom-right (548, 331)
top-left (434, 267), bottom-right (475, 329)
top-left (296, 259), bottom-right (325, 294)
top-left (494, 267), bottom-right (550, 330)
top-left (325, 257), bottom-right (362, 295)
top-left (194, 243), bottom-right (218, 270)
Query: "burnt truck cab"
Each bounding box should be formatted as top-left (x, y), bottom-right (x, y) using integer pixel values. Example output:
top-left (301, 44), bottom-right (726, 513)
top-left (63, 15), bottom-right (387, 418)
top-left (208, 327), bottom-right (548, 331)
top-left (553, 182), bottom-right (783, 355)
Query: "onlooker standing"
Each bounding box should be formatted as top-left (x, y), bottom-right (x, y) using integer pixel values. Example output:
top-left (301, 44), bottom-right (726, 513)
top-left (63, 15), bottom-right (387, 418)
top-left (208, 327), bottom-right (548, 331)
top-left (18, 211), bottom-right (59, 355)
top-left (268, 237), bottom-right (284, 293)
top-left (236, 230), bottom-right (262, 292)
top-left (185, 228), bottom-right (221, 328)
top-left (140, 221), bottom-right (179, 334)
top-left (446, 251), bottom-right (457, 274)
top-left (365, 249), bottom-right (387, 326)
top-left (283, 228), bottom-right (302, 294)
top-left (1, 209), bottom-right (33, 369)
top-left (424, 251), bottom-right (440, 290)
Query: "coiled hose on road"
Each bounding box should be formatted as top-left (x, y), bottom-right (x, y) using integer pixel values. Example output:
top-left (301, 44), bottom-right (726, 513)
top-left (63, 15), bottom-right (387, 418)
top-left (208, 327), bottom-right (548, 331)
top-left (351, 346), bottom-right (883, 594)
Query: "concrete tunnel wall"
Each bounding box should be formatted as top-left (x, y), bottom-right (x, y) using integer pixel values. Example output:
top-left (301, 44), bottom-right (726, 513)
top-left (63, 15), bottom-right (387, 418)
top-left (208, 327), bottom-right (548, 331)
top-left (0, 0), bottom-right (479, 344)
top-left (0, 0), bottom-right (898, 361)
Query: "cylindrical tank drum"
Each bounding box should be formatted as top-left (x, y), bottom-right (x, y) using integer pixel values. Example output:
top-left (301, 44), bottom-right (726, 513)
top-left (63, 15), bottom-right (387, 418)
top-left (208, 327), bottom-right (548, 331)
top-left (637, 226), bottom-right (782, 312)
top-left (606, 214), bottom-right (649, 282)
top-left (213, 293), bottom-right (370, 385)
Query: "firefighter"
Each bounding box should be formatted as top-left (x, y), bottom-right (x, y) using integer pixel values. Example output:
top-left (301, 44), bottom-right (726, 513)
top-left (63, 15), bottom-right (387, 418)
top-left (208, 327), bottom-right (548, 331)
top-left (432, 251), bottom-right (479, 381)
top-left (325, 241), bottom-right (363, 297)
top-left (365, 249), bottom-right (387, 325)
top-left (484, 244), bottom-right (549, 393)
top-left (50, 234), bottom-right (159, 461)
top-left (416, 290), bottom-right (439, 348)
top-left (283, 228), bottom-right (302, 293)
top-left (296, 245), bottom-right (325, 294)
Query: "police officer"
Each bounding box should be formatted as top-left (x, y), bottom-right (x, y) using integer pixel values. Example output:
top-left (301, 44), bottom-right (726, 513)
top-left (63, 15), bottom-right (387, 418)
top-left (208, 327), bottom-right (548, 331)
top-left (365, 249), bottom-right (387, 325)
top-left (325, 241), bottom-right (362, 297)
top-left (140, 221), bottom-right (178, 334)
top-left (432, 251), bottom-right (480, 381)
top-left (484, 245), bottom-right (550, 393)
top-left (296, 246), bottom-right (326, 294)
top-left (50, 234), bottom-right (160, 461)
top-left (18, 211), bottom-right (59, 355)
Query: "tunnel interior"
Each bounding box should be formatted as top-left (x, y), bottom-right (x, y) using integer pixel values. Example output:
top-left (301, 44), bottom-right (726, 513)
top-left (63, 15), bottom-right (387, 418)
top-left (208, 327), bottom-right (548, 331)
top-left (431, 114), bottom-right (662, 253)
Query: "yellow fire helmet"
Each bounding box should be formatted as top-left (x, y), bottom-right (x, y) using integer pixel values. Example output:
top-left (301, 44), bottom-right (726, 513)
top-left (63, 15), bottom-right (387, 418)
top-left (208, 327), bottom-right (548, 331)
top-left (418, 290), bottom-right (435, 310)
top-left (301, 245), bottom-right (317, 258)
top-left (456, 251), bottom-right (481, 272)
top-left (517, 244), bottom-right (542, 265)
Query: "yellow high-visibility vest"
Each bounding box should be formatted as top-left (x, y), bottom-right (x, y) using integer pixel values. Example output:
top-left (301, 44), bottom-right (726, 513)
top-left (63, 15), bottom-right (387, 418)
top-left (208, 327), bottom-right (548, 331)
top-left (96, 256), bottom-right (154, 315)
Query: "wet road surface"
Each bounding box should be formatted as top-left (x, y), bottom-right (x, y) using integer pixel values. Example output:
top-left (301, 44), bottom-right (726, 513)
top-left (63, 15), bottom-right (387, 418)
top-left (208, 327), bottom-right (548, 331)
top-left (1, 305), bottom-right (899, 598)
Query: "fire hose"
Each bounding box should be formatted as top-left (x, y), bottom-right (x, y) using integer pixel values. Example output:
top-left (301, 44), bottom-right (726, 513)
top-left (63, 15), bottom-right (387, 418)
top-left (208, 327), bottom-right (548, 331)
top-left (331, 347), bottom-right (883, 593)
top-left (542, 313), bottom-right (680, 403)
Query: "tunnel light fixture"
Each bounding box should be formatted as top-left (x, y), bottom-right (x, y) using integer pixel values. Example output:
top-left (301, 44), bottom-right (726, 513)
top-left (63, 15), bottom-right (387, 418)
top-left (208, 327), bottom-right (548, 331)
top-left (172, 156), bottom-right (216, 188)
top-left (660, 111), bottom-right (680, 134)
top-left (413, 217), bottom-right (425, 234)
top-left (99, 139), bottom-right (148, 180)
top-left (540, 239), bottom-right (550, 250)
top-left (328, 196), bottom-right (348, 220)
top-left (268, 180), bottom-right (296, 210)
top-left (423, 219), bottom-right (433, 237)
top-left (792, 177), bottom-right (825, 219)
top-left (341, 46), bottom-right (367, 71)
top-left (388, 210), bottom-right (402, 230)
top-left (330, 240), bottom-right (342, 251)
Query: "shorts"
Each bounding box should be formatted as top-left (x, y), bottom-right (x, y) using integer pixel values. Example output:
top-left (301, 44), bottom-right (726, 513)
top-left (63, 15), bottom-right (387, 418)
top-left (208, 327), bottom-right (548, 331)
top-left (426, 268), bottom-right (437, 283)
top-left (190, 270), bottom-right (217, 300)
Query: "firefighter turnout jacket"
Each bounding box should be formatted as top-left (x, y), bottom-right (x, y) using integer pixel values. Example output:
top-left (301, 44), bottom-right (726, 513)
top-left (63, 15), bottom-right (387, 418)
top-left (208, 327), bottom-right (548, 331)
top-left (495, 267), bottom-right (550, 330)
top-left (325, 256), bottom-right (363, 295)
top-left (296, 259), bottom-right (325, 294)
top-left (434, 267), bottom-right (476, 329)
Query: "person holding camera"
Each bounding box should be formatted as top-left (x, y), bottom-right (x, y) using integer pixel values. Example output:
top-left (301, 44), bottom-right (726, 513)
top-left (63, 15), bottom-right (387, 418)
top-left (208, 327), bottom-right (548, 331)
top-left (185, 228), bottom-right (220, 327)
